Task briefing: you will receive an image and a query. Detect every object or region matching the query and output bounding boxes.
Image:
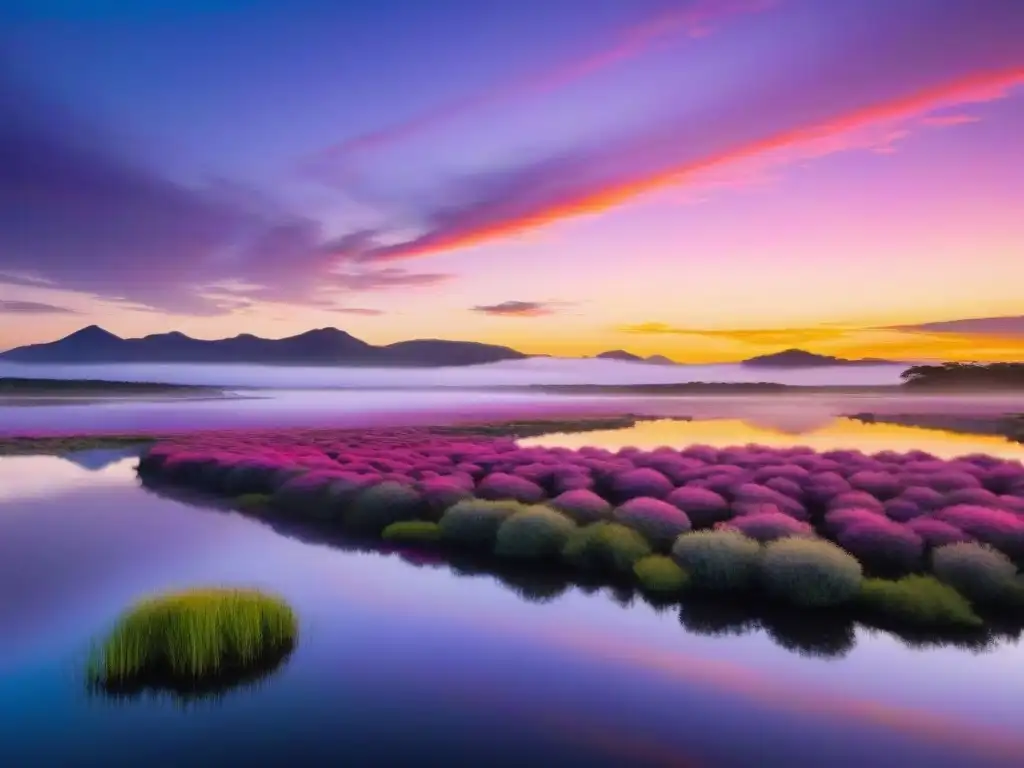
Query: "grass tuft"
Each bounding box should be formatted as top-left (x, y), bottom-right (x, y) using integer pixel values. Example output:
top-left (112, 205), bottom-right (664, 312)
top-left (562, 522), bottom-right (652, 575)
top-left (633, 555), bottom-right (690, 594)
top-left (87, 588), bottom-right (297, 693)
top-left (381, 520), bottom-right (442, 543)
top-left (859, 575), bottom-right (982, 629)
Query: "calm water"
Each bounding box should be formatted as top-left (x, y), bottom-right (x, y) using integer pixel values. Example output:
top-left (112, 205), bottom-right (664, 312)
top-left (2, 455), bottom-right (1024, 767)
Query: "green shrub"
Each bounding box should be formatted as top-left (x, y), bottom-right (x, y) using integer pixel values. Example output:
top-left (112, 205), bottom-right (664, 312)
top-left (859, 576), bottom-right (982, 629)
top-left (634, 555), bottom-right (689, 594)
top-left (671, 530), bottom-right (761, 592)
top-left (931, 542), bottom-right (1019, 605)
top-left (760, 537), bottom-right (863, 608)
top-left (495, 506), bottom-right (576, 559)
top-left (346, 482), bottom-right (426, 534)
top-left (562, 522), bottom-right (652, 575)
top-left (381, 521), bottom-right (442, 543)
top-left (88, 588), bottom-right (297, 689)
top-left (439, 498), bottom-right (526, 548)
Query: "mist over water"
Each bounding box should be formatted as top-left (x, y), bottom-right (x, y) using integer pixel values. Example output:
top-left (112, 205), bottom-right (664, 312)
top-left (0, 358), bottom-right (909, 388)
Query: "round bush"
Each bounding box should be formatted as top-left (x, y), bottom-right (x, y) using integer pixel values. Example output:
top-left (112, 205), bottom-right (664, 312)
top-left (835, 520), bottom-right (924, 576)
top-left (932, 505), bottom-right (1024, 559)
top-left (896, 486), bottom-right (946, 511)
top-left (723, 512), bottom-right (813, 543)
top-left (666, 487), bottom-right (731, 527)
top-left (883, 498), bottom-right (924, 522)
top-left (633, 555), bottom-right (689, 594)
top-left (823, 506), bottom-right (885, 536)
top-left (562, 522), bottom-right (652, 575)
top-left (759, 538), bottom-right (863, 608)
top-left (848, 471), bottom-right (903, 500)
top-left (417, 478), bottom-right (472, 520)
top-left (382, 520), bottom-right (442, 543)
top-left (905, 517), bottom-right (971, 548)
top-left (610, 468), bottom-right (674, 501)
top-left (495, 506), bottom-right (577, 559)
top-left (87, 588), bottom-right (297, 692)
top-left (828, 491), bottom-right (885, 514)
top-left (548, 489), bottom-right (613, 524)
top-left (439, 499), bottom-right (526, 549)
top-left (671, 530), bottom-right (761, 592)
top-left (475, 473), bottom-right (546, 504)
top-left (764, 476), bottom-right (804, 500)
top-left (859, 576), bottom-right (982, 629)
top-left (346, 482), bottom-right (426, 534)
top-left (931, 542), bottom-right (1019, 605)
top-left (613, 497), bottom-right (692, 549)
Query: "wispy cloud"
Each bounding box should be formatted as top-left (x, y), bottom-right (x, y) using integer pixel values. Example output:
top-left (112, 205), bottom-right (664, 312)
top-left (351, 67), bottom-right (1024, 263)
top-left (0, 299), bottom-right (78, 314)
top-left (884, 315), bottom-right (1024, 338)
top-left (304, 0), bottom-right (775, 180)
top-left (471, 300), bottom-right (566, 317)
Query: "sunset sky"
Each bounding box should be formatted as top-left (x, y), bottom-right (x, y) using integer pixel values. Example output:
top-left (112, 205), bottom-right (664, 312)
top-left (1, 0), bottom-right (1022, 362)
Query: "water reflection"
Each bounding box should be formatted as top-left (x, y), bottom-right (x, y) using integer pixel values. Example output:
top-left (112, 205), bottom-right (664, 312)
top-left (522, 416), bottom-right (1024, 460)
top-left (4, 454), bottom-right (1024, 767)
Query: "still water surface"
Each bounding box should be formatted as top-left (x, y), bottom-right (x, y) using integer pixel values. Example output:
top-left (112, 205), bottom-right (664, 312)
top-left (2, 451), bottom-right (1023, 767)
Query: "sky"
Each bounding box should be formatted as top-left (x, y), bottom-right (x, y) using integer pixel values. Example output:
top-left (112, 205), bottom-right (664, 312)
top-left (0, 0), bottom-right (1022, 363)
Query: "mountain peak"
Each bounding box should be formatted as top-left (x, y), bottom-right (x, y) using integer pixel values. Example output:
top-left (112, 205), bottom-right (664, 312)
top-left (64, 325), bottom-right (122, 342)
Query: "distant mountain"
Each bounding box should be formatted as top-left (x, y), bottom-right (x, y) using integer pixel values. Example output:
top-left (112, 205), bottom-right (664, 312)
top-left (741, 349), bottom-right (902, 368)
top-left (0, 326), bottom-right (528, 367)
top-left (595, 350), bottom-right (677, 365)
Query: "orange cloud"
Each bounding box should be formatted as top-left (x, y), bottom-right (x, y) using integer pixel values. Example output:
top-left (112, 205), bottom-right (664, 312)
top-left (372, 67), bottom-right (1024, 261)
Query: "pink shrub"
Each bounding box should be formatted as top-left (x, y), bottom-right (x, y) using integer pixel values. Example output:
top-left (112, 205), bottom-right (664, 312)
top-left (548, 489), bottom-right (613, 525)
top-left (905, 517), bottom-right (972, 548)
top-left (896, 486), bottom-right (945, 511)
top-left (883, 498), bottom-right (924, 522)
top-left (932, 505), bottom-right (1024, 558)
top-left (802, 472), bottom-right (852, 507)
top-left (550, 470), bottom-right (594, 494)
top-left (848, 471), bottom-right (904, 500)
top-left (997, 495), bottom-right (1024, 514)
top-left (665, 486), bottom-right (731, 527)
top-left (835, 519), bottom-right (925, 575)
top-left (732, 483), bottom-right (808, 520)
top-left (943, 487), bottom-right (1003, 508)
top-left (978, 463), bottom-right (1024, 494)
top-left (612, 497), bottom-right (692, 547)
top-left (753, 464), bottom-right (811, 484)
top-left (923, 471), bottom-right (983, 493)
top-left (720, 512), bottom-right (813, 542)
top-left (610, 468), bottom-right (674, 501)
top-left (689, 472), bottom-right (751, 496)
top-left (681, 445), bottom-right (720, 463)
top-left (828, 491), bottom-right (885, 514)
top-left (824, 506), bottom-right (886, 536)
top-left (764, 476), bottom-right (803, 500)
top-left (475, 473), bottom-right (546, 504)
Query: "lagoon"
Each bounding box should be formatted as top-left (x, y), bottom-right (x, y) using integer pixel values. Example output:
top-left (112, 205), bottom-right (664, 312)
top-left (2, 453), bottom-right (1024, 767)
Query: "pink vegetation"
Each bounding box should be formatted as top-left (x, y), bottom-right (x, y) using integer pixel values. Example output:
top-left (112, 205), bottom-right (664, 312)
top-left (613, 497), bottom-right (692, 547)
top-left (905, 517), bottom-right (972, 548)
top-left (610, 468), bottom-right (674, 501)
top-left (665, 486), bottom-right (731, 527)
top-left (720, 512), bottom-right (813, 542)
top-left (931, 505), bottom-right (1024, 558)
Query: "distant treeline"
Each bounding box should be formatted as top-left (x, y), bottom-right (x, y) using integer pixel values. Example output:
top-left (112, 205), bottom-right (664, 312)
top-left (0, 377), bottom-right (220, 394)
top-left (900, 363), bottom-right (1024, 389)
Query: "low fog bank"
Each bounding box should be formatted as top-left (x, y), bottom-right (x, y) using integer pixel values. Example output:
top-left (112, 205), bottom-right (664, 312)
top-left (0, 357), bottom-right (909, 388)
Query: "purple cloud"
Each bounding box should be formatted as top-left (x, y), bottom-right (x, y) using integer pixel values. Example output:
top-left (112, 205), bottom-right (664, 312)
top-left (0, 67), bottom-right (446, 315)
top-left (0, 299), bottom-right (78, 314)
top-left (886, 316), bottom-right (1024, 338)
top-left (471, 300), bottom-right (567, 317)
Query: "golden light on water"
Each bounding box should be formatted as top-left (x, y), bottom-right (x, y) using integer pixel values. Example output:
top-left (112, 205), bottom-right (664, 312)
top-left (521, 417), bottom-right (1024, 461)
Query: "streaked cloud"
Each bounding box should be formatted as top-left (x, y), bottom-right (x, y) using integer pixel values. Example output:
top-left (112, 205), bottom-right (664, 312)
top-left (471, 300), bottom-right (565, 317)
top-left (0, 299), bottom-right (78, 314)
top-left (354, 67), bottom-right (1024, 263)
top-left (885, 315), bottom-right (1024, 338)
